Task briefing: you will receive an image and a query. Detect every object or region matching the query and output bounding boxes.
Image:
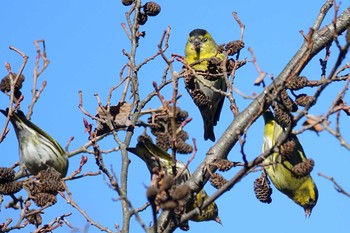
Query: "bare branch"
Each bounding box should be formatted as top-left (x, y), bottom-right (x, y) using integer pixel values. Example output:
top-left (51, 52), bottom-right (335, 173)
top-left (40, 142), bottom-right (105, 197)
top-left (318, 172), bottom-right (350, 198)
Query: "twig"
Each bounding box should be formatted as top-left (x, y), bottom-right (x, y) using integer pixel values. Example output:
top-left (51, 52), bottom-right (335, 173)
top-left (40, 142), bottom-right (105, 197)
top-left (0, 45), bottom-right (28, 142)
top-left (27, 40), bottom-right (50, 118)
top-left (32, 213), bottom-right (73, 233)
top-left (318, 172), bottom-right (350, 198)
top-left (62, 182), bottom-right (114, 233)
top-left (249, 47), bottom-right (267, 86)
top-left (232, 12), bottom-right (245, 42)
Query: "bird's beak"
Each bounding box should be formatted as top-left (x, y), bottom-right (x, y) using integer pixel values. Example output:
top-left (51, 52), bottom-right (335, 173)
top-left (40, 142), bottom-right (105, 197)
top-left (304, 207), bottom-right (312, 218)
top-left (215, 216), bottom-right (223, 226)
top-left (193, 37), bottom-right (201, 53)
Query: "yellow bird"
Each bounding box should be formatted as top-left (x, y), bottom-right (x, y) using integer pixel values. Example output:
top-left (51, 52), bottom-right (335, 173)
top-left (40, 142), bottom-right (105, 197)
top-left (184, 29), bottom-right (227, 142)
top-left (262, 109), bottom-right (318, 216)
top-left (127, 136), bottom-right (221, 223)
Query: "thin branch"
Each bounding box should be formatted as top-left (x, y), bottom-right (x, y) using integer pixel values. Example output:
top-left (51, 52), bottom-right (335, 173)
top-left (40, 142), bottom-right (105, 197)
top-left (27, 40), bottom-right (50, 119)
top-left (318, 172), bottom-right (350, 198)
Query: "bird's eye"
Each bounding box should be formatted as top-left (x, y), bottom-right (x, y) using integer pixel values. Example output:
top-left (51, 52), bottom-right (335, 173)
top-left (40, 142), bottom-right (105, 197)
top-left (188, 38), bottom-right (194, 43)
top-left (202, 37), bottom-right (208, 42)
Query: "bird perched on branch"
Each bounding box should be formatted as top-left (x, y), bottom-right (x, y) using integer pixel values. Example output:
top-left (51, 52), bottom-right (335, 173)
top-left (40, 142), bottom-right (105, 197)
top-left (1, 109), bottom-right (68, 179)
top-left (127, 136), bottom-right (221, 224)
top-left (184, 28), bottom-right (227, 142)
top-left (262, 109), bottom-right (318, 217)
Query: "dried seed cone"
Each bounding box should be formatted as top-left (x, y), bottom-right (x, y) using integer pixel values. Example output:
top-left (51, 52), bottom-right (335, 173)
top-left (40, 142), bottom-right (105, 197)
top-left (184, 75), bottom-right (195, 90)
top-left (137, 12), bottom-right (148, 25)
top-left (146, 185), bottom-right (158, 202)
top-left (285, 76), bottom-right (309, 90)
top-left (38, 179), bottom-right (65, 194)
top-left (36, 167), bottom-right (64, 193)
top-left (173, 199), bottom-right (186, 216)
top-left (209, 173), bottom-right (228, 189)
top-left (161, 175), bottom-right (174, 191)
top-left (0, 181), bottom-right (23, 195)
top-left (157, 190), bottom-right (169, 203)
top-left (121, 0), bottom-right (133, 6)
top-left (279, 89), bottom-right (298, 112)
top-left (176, 138), bottom-right (193, 154)
top-left (160, 200), bottom-right (177, 210)
top-left (253, 176), bottom-right (272, 204)
top-left (156, 132), bottom-right (171, 151)
top-left (272, 104), bottom-right (292, 128)
top-left (148, 107), bottom-right (191, 154)
top-left (0, 167), bottom-right (15, 183)
top-left (225, 59), bottom-right (235, 73)
top-left (176, 109), bottom-right (189, 121)
top-left (234, 60), bottom-right (247, 69)
top-left (177, 130), bottom-right (189, 141)
top-left (207, 57), bottom-right (223, 75)
top-left (34, 192), bottom-right (57, 207)
top-left (213, 159), bottom-right (235, 171)
top-left (26, 210), bottom-right (42, 226)
top-left (26, 181), bottom-right (41, 196)
top-left (224, 40), bottom-right (245, 56)
top-left (295, 94), bottom-right (316, 107)
top-left (171, 184), bottom-right (190, 201)
top-left (0, 73), bottom-right (25, 93)
top-left (291, 159), bottom-right (315, 178)
top-left (191, 89), bottom-right (210, 108)
top-left (143, 2), bottom-right (161, 16)
top-left (37, 167), bottom-right (62, 181)
top-left (280, 140), bottom-right (296, 160)
top-left (226, 59), bottom-right (247, 73)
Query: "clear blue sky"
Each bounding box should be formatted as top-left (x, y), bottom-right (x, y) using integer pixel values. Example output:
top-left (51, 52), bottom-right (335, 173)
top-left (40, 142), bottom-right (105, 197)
top-left (1, 1), bottom-right (349, 232)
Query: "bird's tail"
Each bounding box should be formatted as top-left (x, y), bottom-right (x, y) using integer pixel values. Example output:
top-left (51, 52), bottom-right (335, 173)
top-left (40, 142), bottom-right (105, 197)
top-left (204, 122), bottom-right (215, 142)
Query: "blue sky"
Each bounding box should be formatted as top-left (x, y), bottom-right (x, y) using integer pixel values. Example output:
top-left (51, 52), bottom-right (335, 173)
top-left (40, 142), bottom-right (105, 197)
top-left (1, 1), bottom-right (350, 232)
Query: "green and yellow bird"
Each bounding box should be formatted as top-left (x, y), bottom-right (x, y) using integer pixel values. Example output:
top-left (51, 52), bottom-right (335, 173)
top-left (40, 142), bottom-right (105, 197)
top-left (1, 109), bottom-right (68, 179)
top-left (262, 110), bottom-right (318, 216)
top-left (184, 29), bottom-right (227, 142)
top-left (127, 136), bottom-right (221, 223)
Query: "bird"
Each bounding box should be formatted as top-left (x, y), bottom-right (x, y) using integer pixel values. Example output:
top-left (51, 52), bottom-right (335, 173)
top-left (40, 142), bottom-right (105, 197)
top-left (184, 28), bottom-right (227, 142)
top-left (262, 109), bottom-right (318, 217)
top-left (1, 109), bottom-right (69, 179)
top-left (127, 136), bottom-right (221, 224)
